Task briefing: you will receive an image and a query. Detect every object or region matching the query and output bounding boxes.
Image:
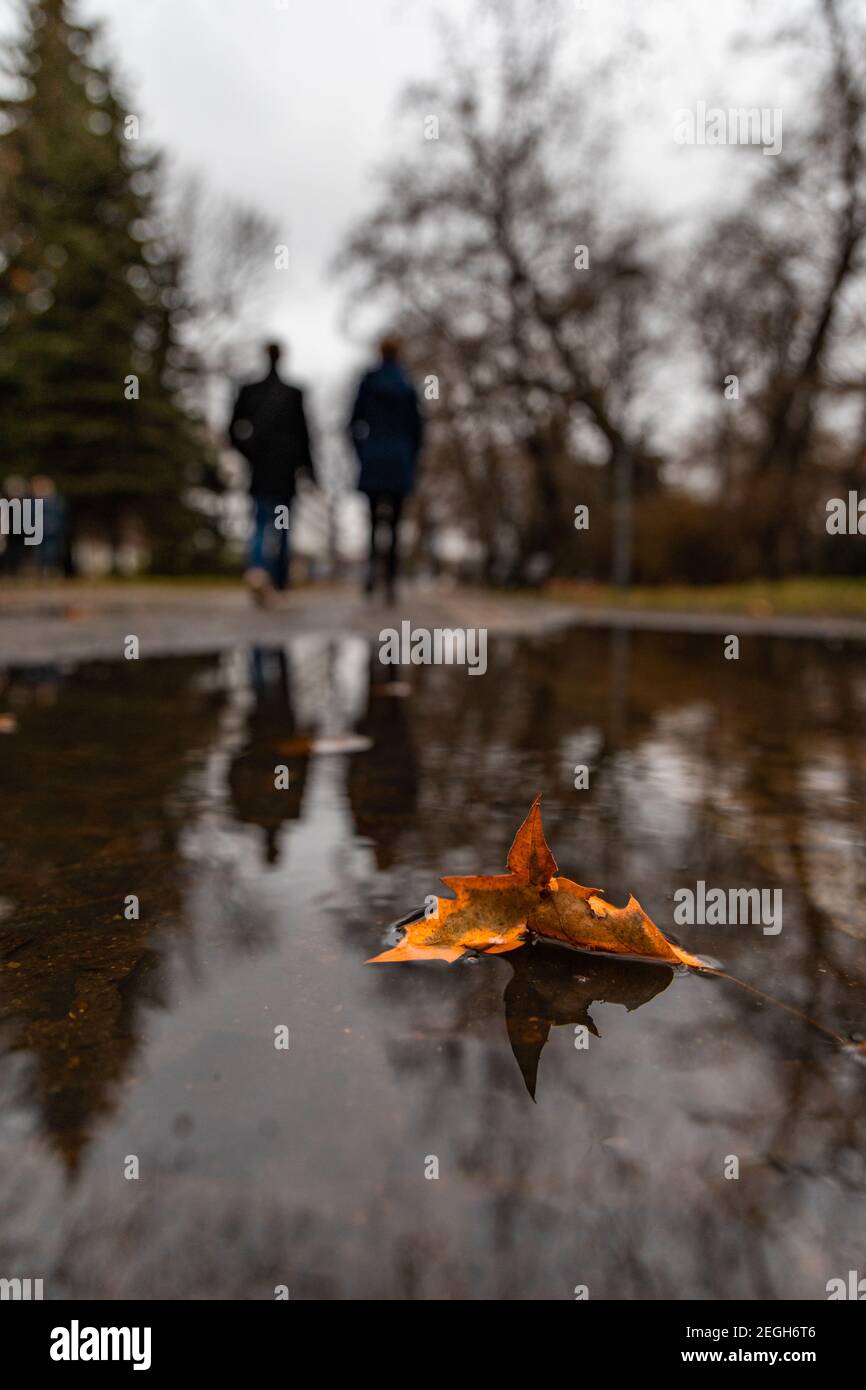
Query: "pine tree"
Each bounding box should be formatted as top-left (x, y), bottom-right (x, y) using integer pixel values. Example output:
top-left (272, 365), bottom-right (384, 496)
top-left (0, 0), bottom-right (219, 569)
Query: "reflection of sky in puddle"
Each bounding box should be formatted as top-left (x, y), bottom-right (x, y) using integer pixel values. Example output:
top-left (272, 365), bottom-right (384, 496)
top-left (0, 630), bottom-right (864, 1298)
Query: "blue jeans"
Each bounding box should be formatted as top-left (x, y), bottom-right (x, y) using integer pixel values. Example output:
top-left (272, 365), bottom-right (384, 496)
top-left (249, 496), bottom-right (290, 590)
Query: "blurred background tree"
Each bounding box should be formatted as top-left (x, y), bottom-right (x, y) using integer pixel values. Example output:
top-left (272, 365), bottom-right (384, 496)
top-left (683, 0), bottom-right (866, 581)
top-left (0, 0), bottom-right (211, 568)
top-left (340, 0), bottom-right (663, 585)
top-left (0, 0), bottom-right (275, 573)
top-left (2, 0), bottom-right (866, 586)
top-left (341, 0), bottom-right (866, 587)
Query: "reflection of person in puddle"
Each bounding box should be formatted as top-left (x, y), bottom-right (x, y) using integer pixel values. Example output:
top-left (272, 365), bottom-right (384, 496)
top-left (227, 647), bottom-right (311, 866)
top-left (347, 659), bottom-right (418, 870)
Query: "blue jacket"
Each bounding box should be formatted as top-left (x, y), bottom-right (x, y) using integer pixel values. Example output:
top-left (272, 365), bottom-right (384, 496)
top-left (348, 360), bottom-right (423, 497)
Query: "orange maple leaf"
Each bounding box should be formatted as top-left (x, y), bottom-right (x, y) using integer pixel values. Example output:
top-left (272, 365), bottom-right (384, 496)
top-left (368, 796), bottom-right (705, 968)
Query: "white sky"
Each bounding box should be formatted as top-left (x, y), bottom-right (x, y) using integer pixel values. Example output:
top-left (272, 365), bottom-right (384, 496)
top-left (2, 0), bottom-right (810, 448)
top-left (56, 1), bottom-right (800, 390)
top-left (81, 0), bottom-right (469, 400)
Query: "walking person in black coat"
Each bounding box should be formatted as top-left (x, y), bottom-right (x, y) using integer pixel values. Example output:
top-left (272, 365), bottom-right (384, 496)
top-left (229, 342), bottom-right (315, 605)
top-left (348, 335), bottom-right (424, 603)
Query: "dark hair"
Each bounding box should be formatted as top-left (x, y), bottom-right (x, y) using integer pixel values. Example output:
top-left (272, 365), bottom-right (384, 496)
top-left (379, 334), bottom-right (401, 362)
top-left (265, 342), bottom-right (282, 366)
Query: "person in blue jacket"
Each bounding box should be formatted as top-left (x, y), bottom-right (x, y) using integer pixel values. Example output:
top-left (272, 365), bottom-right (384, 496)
top-left (348, 335), bottom-right (424, 602)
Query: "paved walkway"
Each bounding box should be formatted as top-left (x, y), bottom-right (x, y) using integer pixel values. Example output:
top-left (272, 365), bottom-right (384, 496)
top-left (1, 580), bottom-right (865, 664)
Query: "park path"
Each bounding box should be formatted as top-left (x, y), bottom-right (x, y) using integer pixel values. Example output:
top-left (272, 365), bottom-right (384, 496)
top-left (1, 580), bottom-right (865, 664)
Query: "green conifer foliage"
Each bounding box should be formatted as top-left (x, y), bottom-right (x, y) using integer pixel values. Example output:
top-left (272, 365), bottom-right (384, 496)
top-left (0, 0), bottom-right (219, 569)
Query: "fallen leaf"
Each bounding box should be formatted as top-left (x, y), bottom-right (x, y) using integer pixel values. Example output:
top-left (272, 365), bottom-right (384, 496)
top-left (368, 796), bottom-right (705, 968)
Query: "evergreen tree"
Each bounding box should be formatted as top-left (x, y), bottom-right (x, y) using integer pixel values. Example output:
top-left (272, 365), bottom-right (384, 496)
top-left (0, 0), bottom-right (220, 569)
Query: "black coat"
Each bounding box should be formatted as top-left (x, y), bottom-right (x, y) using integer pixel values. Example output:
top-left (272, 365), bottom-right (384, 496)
top-left (229, 369), bottom-right (315, 500)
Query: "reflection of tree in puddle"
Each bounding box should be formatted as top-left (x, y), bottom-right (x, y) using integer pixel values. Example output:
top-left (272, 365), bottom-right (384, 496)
top-left (0, 656), bottom-right (227, 1174)
top-left (348, 628), bottom-right (866, 1050)
top-left (0, 628), bottom-right (864, 1296)
top-left (503, 944), bottom-right (672, 1098)
top-left (351, 628), bottom-right (866, 1298)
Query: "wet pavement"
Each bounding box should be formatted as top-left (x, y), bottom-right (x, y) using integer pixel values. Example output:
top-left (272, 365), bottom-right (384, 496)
top-left (0, 624), bottom-right (864, 1298)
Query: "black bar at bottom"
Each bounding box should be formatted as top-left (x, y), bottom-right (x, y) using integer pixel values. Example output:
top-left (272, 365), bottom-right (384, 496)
top-left (2, 1298), bottom-right (861, 1375)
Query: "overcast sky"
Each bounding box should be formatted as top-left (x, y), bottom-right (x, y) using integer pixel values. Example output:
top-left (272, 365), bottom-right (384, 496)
top-left (2, 0), bottom-right (805, 419)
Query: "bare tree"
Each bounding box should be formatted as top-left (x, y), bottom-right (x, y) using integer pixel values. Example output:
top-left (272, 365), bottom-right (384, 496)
top-left (339, 0), bottom-right (663, 584)
top-left (687, 0), bottom-right (866, 574)
top-left (164, 171), bottom-right (279, 416)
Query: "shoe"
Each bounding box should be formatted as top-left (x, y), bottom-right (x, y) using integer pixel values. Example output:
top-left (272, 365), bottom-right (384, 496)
top-left (245, 568), bottom-right (271, 608)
